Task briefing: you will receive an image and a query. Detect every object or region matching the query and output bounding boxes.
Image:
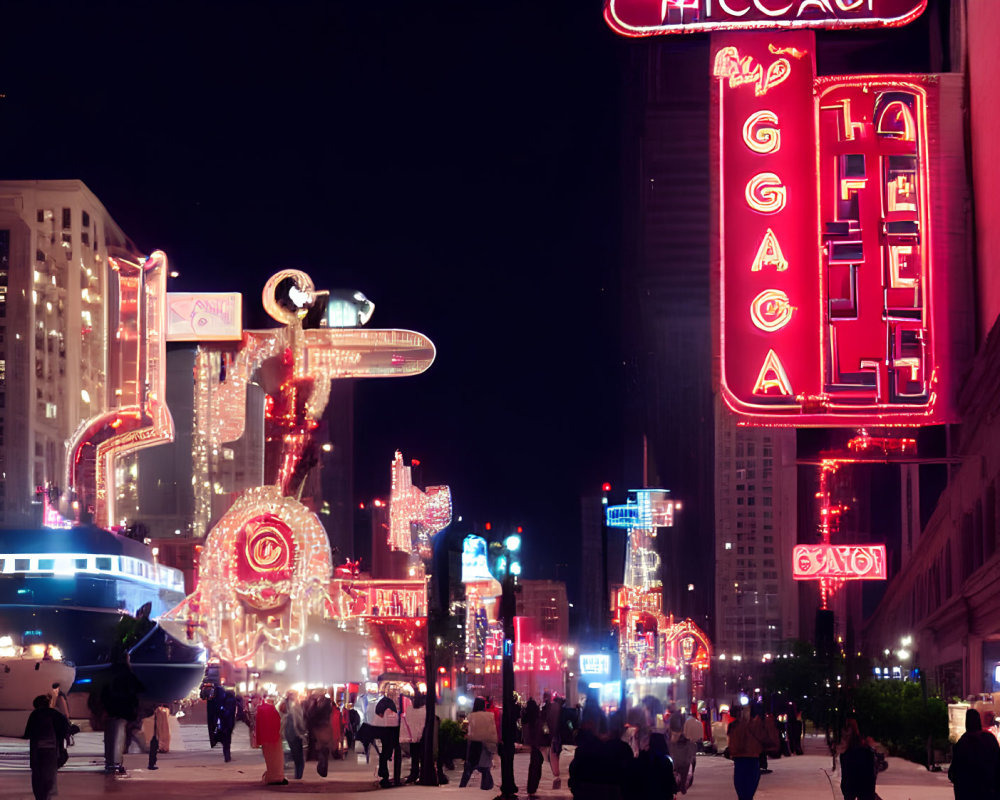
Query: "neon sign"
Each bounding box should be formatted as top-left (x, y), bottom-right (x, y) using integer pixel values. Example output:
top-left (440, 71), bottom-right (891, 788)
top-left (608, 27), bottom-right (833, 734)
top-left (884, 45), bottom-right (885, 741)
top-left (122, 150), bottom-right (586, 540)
top-left (714, 32), bottom-right (955, 425)
top-left (604, 0), bottom-right (926, 37)
top-left (580, 654), bottom-right (611, 675)
top-left (792, 544), bottom-right (887, 580)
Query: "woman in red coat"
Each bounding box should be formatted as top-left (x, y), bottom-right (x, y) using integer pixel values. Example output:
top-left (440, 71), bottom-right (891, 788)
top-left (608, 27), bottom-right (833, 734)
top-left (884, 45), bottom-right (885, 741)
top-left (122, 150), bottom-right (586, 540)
top-left (330, 695), bottom-right (344, 760)
top-left (255, 696), bottom-right (287, 786)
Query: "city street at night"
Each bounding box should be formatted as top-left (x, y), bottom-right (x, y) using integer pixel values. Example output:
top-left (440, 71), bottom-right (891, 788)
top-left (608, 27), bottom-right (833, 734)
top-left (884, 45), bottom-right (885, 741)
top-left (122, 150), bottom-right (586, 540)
top-left (0, 726), bottom-right (956, 799)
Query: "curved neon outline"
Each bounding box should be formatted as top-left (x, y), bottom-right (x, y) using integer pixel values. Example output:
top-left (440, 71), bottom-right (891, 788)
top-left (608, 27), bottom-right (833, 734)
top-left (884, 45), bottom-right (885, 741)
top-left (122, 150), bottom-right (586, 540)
top-left (745, 172), bottom-right (787, 213)
top-left (876, 99), bottom-right (916, 141)
top-left (750, 289), bottom-right (794, 332)
top-left (742, 110), bottom-right (781, 154)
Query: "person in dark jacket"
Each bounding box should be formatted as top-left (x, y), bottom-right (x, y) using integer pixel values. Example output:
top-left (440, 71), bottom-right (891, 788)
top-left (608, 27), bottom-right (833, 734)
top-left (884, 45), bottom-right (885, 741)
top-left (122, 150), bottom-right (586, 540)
top-left (521, 698), bottom-right (546, 799)
top-left (98, 650), bottom-right (144, 775)
top-left (635, 732), bottom-right (677, 799)
top-left (308, 693), bottom-right (335, 778)
top-left (25, 693), bottom-right (70, 800)
top-left (216, 688), bottom-right (240, 762)
top-left (839, 719), bottom-right (878, 800)
top-left (949, 708), bottom-right (1000, 800)
top-left (206, 684), bottom-right (222, 747)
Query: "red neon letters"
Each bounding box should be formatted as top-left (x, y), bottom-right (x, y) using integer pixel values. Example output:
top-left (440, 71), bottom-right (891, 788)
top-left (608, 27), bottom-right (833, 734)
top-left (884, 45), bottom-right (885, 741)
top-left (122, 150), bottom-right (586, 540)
top-left (714, 32), bottom-right (952, 425)
top-left (604, 0), bottom-right (927, 37)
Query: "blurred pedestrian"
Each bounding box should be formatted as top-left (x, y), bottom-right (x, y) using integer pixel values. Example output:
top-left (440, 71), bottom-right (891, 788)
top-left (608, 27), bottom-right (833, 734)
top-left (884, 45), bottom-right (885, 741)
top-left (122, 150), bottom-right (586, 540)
top-left (24, 693), bottom-right (69, 800)
top-left (216, 688), bottom-right (240, 762)
top-left (99, 649), bottom-right (144, 776)
top-left (401, 693), bottom-right (427, 783)
top-left (373, 687), bottom-right (401, 787)
top-left (280, 690), bottom-right (307, 779)
top-left (206, 684), bottom-right (222, 748)
top-left (949, 708), bottom-right (1000, 800)
top-left (257, 694), bottom-right (287, 785)
top-left (308, 692), bottom-right (335, 778)
top-left (460, 697), bottom-right (496, 791)
top-left (521, 698), bottom-right (546, 799)
top-left (727, 705), bottom-right (773, 800)
top-left (838, 719), bottom-right (878, 800)
top-left (543, 692), bottom-right (564, 789)
top-left (147, 705), bottom-right (170, 770)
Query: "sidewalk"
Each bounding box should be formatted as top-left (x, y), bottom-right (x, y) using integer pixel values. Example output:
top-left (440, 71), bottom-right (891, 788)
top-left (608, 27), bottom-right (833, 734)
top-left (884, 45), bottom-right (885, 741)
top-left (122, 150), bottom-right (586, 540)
top-left (0, 727), bottom-right (956, 799)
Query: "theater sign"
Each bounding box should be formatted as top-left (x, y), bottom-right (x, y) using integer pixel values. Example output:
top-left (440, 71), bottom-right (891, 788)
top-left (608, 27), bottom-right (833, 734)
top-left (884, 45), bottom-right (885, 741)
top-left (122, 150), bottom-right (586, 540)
top-left (604, 0), bottom-right (926, 37)
top-left (713, 32), bottom-right (955, 426)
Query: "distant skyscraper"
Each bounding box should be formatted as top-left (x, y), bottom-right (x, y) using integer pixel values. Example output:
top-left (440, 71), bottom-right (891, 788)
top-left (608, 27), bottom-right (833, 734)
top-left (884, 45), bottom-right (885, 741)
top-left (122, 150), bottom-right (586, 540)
top-left (620, 40), bottom-right (716, 635)
top-left (0, 180), bottom-right (143, 526)
top-left (714, 397), bottom-right (798, 661)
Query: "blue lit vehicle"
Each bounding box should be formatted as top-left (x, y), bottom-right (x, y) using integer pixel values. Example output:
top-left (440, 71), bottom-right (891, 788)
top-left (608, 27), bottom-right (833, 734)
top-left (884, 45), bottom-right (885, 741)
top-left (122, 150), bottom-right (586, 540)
top-left (0, 525), bottom-right (205, 712)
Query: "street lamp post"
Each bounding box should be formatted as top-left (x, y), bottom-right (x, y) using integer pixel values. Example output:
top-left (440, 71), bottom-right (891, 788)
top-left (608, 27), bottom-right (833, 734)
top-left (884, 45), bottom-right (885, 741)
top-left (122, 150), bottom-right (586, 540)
top-left (488, 533), bottom-right (521, 800)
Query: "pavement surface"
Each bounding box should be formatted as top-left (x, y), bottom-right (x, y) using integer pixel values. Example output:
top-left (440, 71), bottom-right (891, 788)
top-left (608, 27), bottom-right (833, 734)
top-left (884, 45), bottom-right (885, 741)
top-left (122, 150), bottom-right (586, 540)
top-left (0, 725), bottom-right (956, 799)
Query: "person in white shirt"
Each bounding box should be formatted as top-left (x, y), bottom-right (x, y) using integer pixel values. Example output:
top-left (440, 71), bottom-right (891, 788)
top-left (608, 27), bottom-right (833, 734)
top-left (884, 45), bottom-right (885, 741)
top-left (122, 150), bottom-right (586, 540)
top-left (400, 693), bottom-right (428, 784)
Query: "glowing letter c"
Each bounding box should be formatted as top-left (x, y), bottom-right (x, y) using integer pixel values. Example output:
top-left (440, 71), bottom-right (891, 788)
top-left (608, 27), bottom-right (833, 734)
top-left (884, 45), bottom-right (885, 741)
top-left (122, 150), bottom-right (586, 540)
top-left (742, 110), bottom-right (780, 154)
top-left (746, 172), bottom-right (787, 214)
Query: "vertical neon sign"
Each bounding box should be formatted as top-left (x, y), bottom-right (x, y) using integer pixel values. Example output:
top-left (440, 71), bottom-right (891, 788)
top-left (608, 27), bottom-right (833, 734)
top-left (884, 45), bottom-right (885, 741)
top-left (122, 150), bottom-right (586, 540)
top-left (715, 32), bottom-right (820, 420)
top-left (714, 35), bottom-right (951, 425)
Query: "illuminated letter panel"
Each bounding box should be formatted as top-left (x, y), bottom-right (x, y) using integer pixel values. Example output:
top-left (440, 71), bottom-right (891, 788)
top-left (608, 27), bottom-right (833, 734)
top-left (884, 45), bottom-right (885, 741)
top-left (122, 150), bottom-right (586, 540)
top-left (818, 78), bottom-right (936, 414)
top-left (715, 32), bottom-right (820, 417)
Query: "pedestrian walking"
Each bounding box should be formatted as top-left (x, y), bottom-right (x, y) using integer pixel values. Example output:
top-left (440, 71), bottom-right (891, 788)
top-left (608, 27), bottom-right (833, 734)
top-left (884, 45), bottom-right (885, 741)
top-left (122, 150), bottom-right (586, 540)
top-left (372, 688), bottom-right (401, 787)
top-left (727, 705), bottom-right (774, 800)
top-left (543, 692), bottom-right (564, 789)
top-left (147, 705), bottom-right (170, 770)
top-left (949, 707), bottom-right (1000, 800)
top-left (401, 692), bottom-right (427, 783)
top-left (521, 698), bottom-right (546, 799)
top-left (216, 688), bottom-right (240, 763)
top-left (838, 718), bottom-right (879, 800)
top-left (24, 693), bottom-right (70, 800)
top-left (307, 692), bottom-right (335, 778)
top-left (98, 649), bottom-right (144, 776)
top-left (206, 684), bottom-right (222, 748)
top-left (256, 695), bottom-right (287, 785)
top-left (280, 690), bottom-right (307, 779)
top-left (459, 697), bottom-right (496, 791)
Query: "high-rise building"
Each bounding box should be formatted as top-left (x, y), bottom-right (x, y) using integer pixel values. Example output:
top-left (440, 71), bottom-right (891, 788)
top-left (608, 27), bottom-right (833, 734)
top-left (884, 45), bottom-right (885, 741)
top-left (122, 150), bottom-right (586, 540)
top-left (714, 399), bottom-right (798, 661)
top-left (0, 180), bottom-right (143, 527)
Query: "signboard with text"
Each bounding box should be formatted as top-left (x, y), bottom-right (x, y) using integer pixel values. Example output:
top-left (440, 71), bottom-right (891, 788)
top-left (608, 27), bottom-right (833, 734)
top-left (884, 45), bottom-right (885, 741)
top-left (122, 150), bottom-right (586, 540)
top-left (792, 544), bottom-right (887, 580)
top-left (604, 0), bottom-right (926, 37)
top-left (713, 32), bottom-right (954, 425)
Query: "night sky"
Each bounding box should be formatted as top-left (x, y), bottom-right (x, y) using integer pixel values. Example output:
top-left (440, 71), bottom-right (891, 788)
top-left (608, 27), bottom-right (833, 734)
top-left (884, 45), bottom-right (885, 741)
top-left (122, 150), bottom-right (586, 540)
top-left (0, 2), bottom-right (626, 587)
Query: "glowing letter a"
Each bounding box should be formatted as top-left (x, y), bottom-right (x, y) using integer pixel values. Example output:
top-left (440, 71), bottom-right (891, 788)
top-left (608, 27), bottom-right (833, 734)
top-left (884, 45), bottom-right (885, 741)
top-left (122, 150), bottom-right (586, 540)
top-left (753, 349), bottom-right (793, 396)
top-left (750, 228), bottom-right (788, 272)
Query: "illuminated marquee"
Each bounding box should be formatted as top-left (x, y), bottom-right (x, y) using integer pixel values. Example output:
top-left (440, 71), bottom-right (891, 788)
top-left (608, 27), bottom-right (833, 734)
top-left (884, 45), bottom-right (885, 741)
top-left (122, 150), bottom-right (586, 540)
top-left (604, 0), bottom-right (926, 37)
top-left (714, 32), bottom-right (954, 425)
top-left (792, 544), bottom-right (887, 580)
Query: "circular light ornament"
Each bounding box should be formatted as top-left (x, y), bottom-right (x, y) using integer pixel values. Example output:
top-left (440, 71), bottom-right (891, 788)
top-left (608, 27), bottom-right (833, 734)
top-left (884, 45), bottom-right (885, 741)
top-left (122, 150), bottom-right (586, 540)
top-left (750, 289), bottom-right (794, 332)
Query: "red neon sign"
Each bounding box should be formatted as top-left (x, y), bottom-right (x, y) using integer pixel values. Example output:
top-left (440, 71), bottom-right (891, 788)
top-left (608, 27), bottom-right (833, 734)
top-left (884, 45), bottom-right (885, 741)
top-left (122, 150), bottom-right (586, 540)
top-left (604, 0), bottom-right (926, 37)
top-left (792, 544), bottom-right (887, 580)
top-left (714, 32), bottom-right (955, 425)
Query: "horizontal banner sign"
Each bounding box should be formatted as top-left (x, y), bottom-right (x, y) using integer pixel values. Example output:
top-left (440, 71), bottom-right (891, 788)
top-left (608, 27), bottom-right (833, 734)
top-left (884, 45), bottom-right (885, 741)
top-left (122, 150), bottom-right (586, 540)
top-left (792, 544), bottom-right (887, 580)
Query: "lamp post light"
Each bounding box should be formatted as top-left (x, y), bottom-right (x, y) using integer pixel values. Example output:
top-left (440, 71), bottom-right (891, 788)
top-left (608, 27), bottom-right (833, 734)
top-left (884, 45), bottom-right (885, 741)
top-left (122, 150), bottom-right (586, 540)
top-left (489, 532), bottom-right (521, 800)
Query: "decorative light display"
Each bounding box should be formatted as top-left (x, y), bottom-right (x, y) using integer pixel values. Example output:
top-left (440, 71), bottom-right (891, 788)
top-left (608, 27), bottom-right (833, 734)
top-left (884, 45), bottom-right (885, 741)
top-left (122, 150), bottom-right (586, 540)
top-left (64, 251), bottom-right (175, 528)
top-left (713, 31), bottom-right (955, 425)
top-left (606, 489), bottom-right (708, 686)
top-left (603, 0), bottom-right (926, 37)
top-left (461, 535), bottom-right (493, 583)
top-left (579, 654), bottom-right (611, 675)
top-left (388, 450), bottom-right (452, 559)
top-left (163, 268), bottom-right (437, 668)
top-left (161, 486), bottom-right (332, 664)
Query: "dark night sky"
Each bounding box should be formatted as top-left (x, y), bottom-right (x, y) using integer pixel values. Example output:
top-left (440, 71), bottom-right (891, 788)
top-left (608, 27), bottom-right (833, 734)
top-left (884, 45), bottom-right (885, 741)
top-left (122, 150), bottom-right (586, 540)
top-left (0, 2), bottom-right (627, 586)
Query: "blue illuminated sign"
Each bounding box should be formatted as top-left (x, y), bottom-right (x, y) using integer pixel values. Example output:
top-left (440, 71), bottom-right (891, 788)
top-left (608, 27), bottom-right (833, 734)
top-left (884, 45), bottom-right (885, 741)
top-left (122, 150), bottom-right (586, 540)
top-left (579, 653), bottom-right (611, 675)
